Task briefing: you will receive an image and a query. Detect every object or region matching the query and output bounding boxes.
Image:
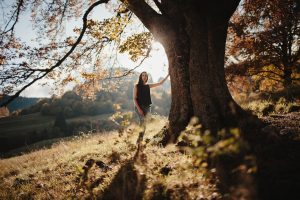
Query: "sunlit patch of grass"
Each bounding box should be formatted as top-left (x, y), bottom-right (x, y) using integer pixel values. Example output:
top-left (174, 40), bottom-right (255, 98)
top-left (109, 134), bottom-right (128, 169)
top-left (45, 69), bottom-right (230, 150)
top-left (242, 100), bottom-right (274, 117)
top-left (135, 118), bottom-right (220, 199)
top-left (241, 97), bottom-right (300, 117)
top-left (273, 97), bottom-right (300, 114)
top-left (139, 144), bottom-right (219, 200)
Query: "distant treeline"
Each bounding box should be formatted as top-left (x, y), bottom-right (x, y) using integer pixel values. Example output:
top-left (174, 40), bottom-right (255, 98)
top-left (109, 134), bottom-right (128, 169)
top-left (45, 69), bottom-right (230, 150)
top-left (20, 91), bottom-right (116, 117)
top-left (17, 77), bottom-right (171, 118)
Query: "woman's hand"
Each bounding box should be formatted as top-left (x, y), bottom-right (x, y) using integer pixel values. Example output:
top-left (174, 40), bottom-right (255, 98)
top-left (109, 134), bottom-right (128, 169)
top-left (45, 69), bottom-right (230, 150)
top-left (149, 73), bottom-right (170, 88)
top-left (138, 108), bottom-right (144, 116)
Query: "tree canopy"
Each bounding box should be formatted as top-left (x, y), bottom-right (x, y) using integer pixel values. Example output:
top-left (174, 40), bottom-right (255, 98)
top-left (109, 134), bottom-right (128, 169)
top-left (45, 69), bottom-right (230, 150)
top-left (0, 0), bottom-right (155, 106)
top-left (226, 0), bottom-right (300, 91)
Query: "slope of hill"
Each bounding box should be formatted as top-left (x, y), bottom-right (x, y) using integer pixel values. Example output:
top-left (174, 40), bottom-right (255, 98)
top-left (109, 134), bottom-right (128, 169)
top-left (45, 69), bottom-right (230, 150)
top-left (0, 112), bottom-right (116, 155)
top-left (0, 95), bottom-right (40, 112)
top-left (0, 116), bottom-right (219, 199)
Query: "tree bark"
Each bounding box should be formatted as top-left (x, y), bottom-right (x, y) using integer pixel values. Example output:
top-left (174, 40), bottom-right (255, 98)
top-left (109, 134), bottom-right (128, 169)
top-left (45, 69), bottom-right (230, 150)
top-left (186, 8), bottom-right (246, 134)
top-left (162, 29), bottom-right (193, 139)
top-left (155, 2), bottom-right (246, 138)
top-left (283, 64), bottom-right (293, 88)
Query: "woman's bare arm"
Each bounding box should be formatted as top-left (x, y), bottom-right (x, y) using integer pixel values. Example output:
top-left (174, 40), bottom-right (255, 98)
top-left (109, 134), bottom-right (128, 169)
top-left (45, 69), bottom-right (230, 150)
top-left (149, 74), bottom-right (169, 88)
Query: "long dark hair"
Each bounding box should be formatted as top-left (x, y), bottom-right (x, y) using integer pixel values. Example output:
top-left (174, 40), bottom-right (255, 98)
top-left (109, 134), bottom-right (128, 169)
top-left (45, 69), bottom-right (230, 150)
top-left (137, 71), bottom-right (148, 86)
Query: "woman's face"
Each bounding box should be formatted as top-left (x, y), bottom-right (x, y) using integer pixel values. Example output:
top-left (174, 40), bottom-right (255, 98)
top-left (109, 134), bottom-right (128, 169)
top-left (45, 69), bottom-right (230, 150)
top-left (141, 72), bottom-right (148, 83)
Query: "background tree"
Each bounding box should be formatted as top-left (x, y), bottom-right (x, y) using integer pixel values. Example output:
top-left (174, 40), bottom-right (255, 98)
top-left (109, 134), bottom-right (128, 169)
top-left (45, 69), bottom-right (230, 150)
top-left (53, 111), bottom-right (68, 134)
top-left (226, 0), bottom-right (300, 92)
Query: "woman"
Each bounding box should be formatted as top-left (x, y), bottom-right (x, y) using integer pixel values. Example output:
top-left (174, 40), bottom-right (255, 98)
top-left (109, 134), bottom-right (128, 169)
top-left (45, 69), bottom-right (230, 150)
top-left (133, 71), bottom-right (169, 125)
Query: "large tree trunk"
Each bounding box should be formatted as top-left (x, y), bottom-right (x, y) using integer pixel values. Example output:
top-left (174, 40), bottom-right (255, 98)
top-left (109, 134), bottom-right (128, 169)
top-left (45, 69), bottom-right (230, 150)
top-left (157, 3), bottom-right (258, 199)
top-left (164, 38), bottom-right (193, 138)
top-left (159, 1), bottom-right (250, 137)
top-left (186, 8), bottom-right (247, 134)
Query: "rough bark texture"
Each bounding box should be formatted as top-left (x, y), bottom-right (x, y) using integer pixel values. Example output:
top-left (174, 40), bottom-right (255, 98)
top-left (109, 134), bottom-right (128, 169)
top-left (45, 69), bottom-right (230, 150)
top-left (186, 5), bottom-right (247, 134)
top-left (283, 65), bottom-right (293, 88)
top-left (159, 15), bottom-right (193, 140)
top-left (164, 38), bottom-right (193, 138)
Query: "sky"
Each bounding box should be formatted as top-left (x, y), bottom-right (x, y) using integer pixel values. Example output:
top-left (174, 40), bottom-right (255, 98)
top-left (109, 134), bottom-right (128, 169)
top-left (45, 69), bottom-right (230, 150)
top-left (8, 2), bottom-right (168, 98)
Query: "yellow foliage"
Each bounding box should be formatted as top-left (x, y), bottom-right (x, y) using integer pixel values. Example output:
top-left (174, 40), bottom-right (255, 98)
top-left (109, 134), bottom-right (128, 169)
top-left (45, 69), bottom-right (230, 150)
top-left (61, 75), bottom-right (76, 85)
top-left (119, 32), bottom-right (153, 61)
top-left (86, 14), bottom-right (131, 41)
top-left (250, 64), bottom-right (283, 91)
top-left (81, 72), bottom-right (97, 79)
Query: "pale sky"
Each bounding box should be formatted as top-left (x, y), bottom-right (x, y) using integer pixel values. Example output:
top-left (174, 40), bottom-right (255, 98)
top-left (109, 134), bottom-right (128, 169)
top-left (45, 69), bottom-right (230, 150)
top-left (11, 2), bottom-right (168, 98)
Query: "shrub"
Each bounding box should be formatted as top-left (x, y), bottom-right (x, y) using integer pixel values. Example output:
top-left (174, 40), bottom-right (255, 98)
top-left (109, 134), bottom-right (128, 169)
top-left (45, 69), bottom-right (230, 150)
top-left (261, 104), bottom-right (275, 116)
top-left (53, 112), bottom-right (68, 132)
top-left (288, 105), bottom-right (300, 113)
top-left (63, 106), bottom-right (74, 118)
top-left (98, 102), bottom-right (114, 114)
top-left (72, 101), bottom-right (84, 116)
top-left (244, 100), bottom-right (274, 116)
top-left (62, 91), bottom-right (81, 101)
top-left (41, 103), bottom-right (50, 115)
top-left (275, 97), bottom-right (288, 114)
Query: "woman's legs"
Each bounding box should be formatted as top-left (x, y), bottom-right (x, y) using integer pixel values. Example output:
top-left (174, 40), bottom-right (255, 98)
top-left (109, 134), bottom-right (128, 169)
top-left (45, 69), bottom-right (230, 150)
top-left (135, 105), bottom-right (151, 125)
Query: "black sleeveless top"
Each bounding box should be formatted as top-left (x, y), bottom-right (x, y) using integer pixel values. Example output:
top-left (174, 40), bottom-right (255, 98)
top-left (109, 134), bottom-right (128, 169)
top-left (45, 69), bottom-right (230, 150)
top-left (136, 84), bottom-right (152, 106)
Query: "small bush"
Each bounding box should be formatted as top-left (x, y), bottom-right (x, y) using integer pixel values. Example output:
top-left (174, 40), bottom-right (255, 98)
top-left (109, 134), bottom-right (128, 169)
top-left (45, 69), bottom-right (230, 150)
top-left (63, 106), bottom-right (74, 118)
top-left (242, 97), bottom-right (299, 116)
top-left (244, 100), bottom-right (274, 116)
top-left (261, 104), bottom-right (275, 116)
top-left (288, 105), bottom-right (300, 113)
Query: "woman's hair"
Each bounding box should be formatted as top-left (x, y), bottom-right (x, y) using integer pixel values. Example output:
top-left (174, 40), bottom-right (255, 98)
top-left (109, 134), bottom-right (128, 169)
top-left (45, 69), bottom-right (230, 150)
top-left (137, 71), bottom-right (148, 85)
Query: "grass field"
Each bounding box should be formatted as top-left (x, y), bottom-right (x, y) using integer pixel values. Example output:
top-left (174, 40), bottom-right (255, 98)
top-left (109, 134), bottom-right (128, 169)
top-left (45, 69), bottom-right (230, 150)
top-left (0, 110), bottom-right (299, 199)
top-left (0, 116), bottom-right (219, 199)
top-left (0, 113), bottom-right (54, 136)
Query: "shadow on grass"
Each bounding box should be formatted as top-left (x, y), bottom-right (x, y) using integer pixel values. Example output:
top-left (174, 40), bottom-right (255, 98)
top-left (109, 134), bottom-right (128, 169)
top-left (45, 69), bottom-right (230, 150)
top-left (98, 130), bottom-right (147, 200)
top-left (99, 161), bottom-right (146, 200)
top-left (0, 137), bottom-right (65, 158)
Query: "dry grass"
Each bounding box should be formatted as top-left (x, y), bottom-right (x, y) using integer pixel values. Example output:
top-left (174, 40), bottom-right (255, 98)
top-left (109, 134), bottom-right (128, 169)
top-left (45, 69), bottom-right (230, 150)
top-left (241, 97), bottom-right (300, 117)
top-left (0, 115), bottom-right (219, 200)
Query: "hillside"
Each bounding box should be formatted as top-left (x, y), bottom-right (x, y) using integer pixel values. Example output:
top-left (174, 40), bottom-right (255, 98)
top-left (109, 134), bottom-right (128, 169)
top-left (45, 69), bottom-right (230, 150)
top-left (1, 111), bottom-right (300, 199)
top-left (0, 112), bottom-right (116, 154)
top-left (0, 95), bottom-right (40, 112)
top-left (0, 116), bottom-right (219, 200)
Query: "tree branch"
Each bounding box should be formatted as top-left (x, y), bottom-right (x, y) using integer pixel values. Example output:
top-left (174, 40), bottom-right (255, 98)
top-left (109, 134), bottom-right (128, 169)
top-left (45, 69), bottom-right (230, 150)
top-left (248, 70), bottom-right (283, 78)
top-left (291, 46), bottom-right (300, 64)
top-left (1, 0), bottom-right (24, 36)
top-left (0, 0), bottom-right (110, 108)
top-left (103, 45), bottom-right (152, 80)
top-left (153, 0), bottom-right (164, 14)
top-left (120, 0), bottom-right (162, 33)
